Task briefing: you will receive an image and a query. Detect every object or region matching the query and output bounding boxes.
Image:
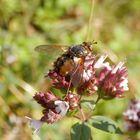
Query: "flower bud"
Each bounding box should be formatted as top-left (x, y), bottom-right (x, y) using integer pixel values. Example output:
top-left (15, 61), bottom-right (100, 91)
top-left (65, 93), bottom-right (81, 110)
top-left (47, 70), bottom-right (70, 89)
top-left (33, 91), bottom-right (57, 108)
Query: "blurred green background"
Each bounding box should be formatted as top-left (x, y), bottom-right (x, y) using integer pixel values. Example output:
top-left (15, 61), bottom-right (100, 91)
top-left (0, 0), bottom-right (140, 140)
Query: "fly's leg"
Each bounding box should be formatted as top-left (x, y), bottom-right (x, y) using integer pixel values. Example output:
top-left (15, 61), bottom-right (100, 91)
top-left (66, 64), bottom-right (81, 95)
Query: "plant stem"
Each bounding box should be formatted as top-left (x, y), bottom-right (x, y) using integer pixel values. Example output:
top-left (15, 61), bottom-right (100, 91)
top-left (85, 0), bottom-right (95, 41)
top-left (95, 95), bottom-right (101, 105)
top-left (79, 105), bottom-right (86, 122)
top-left (86, 95), bottom-right (101, 120)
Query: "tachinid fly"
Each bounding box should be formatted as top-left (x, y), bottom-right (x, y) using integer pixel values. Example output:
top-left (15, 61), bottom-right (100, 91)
top-left (35, 41), bottom-right (96, 76)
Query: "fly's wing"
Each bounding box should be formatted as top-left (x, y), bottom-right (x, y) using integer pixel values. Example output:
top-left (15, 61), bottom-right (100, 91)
top-left (35, 44), bottom-right (70, 52)
top-left (35, 44), bottom-right (70, 68)
top-left (35, 44), bottom-right (69, 54)
top-left (71, 63), bottom-right (84, 87)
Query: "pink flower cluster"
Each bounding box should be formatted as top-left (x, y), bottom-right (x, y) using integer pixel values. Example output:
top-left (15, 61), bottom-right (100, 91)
top-left (28, 49), bottom-right (128, 133)
top-left (48, 55), bottom-right (128, 98)
top-left (123, 99), bottom-right (140, 132)
top-left (33, 91), bottom-right (69, 123)
top-left (26, 91), bottom-right (70, 134)
top-left (97, 60), bottom-right (128, 99)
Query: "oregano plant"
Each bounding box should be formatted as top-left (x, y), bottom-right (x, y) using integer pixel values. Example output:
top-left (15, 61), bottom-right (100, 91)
top-left (26, 41), bottom-right (128, 139)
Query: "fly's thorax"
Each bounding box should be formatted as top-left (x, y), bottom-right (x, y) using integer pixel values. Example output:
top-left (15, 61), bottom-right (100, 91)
top-left (68, 42), bottom-right (92, 58)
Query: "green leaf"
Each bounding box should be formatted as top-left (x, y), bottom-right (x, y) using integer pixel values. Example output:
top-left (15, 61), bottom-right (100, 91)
top-left (67, 109), bottom-right (78, 117)
top-left (81, 100), bottom-right (95, 110)
top-left (71, 122), bottom-right (92, 140)
top-left (88, 116), bottom-right (123, 134)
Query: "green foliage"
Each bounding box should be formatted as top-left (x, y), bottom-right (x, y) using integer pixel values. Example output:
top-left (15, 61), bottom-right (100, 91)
top-left (71, 122), bottom-right (91, 140)
top-left (89, 116), bottom-right (123, 134)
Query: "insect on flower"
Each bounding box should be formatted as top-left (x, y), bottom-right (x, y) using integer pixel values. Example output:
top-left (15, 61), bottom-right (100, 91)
top-left (35, 41), bottom-right (97, 88)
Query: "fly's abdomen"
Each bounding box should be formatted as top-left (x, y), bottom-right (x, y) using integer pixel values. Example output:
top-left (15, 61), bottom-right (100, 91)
top-left (53, 54), bottom-right (74, 76)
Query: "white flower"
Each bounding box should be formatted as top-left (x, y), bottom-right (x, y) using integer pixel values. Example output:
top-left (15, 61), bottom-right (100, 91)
top-left (54, 100), bottom-right (69, 116)
top-left (120, 78), bottom-right (129, 91)
top-left (25, 116), bottom-right (44, 135)
top-left (94, 55), bottom-right (111, 70)
top-left (83, 69), bottom-right (93, 81)
top-left (136, 101), bottom-right (140, 111)
top-left (123, 110), bottom-right (138, 121)
top-left (112, 62), bottom-right (124, 74)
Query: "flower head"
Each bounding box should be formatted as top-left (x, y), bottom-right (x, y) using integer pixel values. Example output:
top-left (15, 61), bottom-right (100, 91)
top-left (31, 92), bottom-right (69, 125)
top-left (47, 70), bottom-right (70, 89)
top-left (97, 62), bottom-right (128, 99)
top-left (71, 56), bottom-right (98, 94)
top-left (41, 100), bottom-right (69, 123)
top-left (64, 93), bottom-right (81, 110)
top-left (33, 91), bottom-right (57, 108)
top-left (27, 91), bottom-right (70, 134)
top-left (123, 99), bottom-right (140, 132)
